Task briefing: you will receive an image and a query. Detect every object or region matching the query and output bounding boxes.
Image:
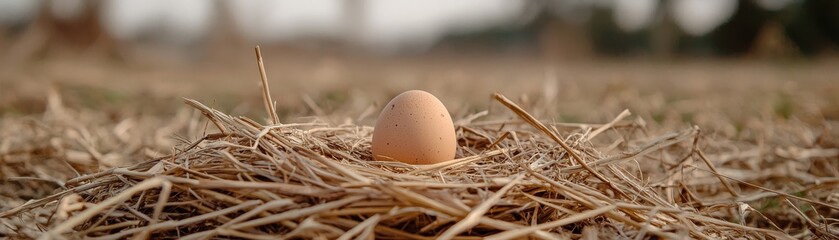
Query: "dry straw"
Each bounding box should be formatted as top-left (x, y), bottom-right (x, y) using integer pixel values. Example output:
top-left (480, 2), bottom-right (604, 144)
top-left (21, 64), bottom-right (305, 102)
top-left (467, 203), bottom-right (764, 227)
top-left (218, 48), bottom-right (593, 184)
top-left (1, 47), bottom-right (838, 239)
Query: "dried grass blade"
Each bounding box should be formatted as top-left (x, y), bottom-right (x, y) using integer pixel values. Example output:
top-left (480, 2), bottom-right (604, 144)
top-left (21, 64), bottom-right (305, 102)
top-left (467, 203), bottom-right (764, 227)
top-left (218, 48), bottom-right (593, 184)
top-left (691, 166), bottom-right (839, 211)
top-left (585, 109), bottom-right (631, 141)
top-left (40, 177), bottom-right (170, 240)
top-left (492, 93), bottom-right (627, 198)
top-left (296, 147), bottom-right (371, 183)
top-left (408, 148), bottom-right (512, 175)
top-left (437, 174), bottom-right (525, 240)
top-left (89, 200), bottom-right (263, 240)
top-left (255, 46), bottom-right (280, 125)
top-left (231, 195), bottom-right (365, 230)
top-left (379, 184), bottom-right (467, 217)
top-left (336, 214), bottom-right (380, 240)
top-left (194, 179), bottom-right (330, 196)
top-left (561, 127), bottom-right (696, 173)
top-left (485, 204), bottom-right (617, 240)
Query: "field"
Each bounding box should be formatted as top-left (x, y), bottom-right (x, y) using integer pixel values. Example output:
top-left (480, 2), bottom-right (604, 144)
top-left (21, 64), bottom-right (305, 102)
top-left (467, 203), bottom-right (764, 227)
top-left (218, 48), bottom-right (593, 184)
top-left (1, 50), bottom-right (838, 239)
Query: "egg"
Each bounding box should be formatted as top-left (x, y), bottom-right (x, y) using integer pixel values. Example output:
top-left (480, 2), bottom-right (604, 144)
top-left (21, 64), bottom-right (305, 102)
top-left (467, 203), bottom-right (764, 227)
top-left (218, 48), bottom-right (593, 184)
top-left (372, 90), bottom-right (457, 165)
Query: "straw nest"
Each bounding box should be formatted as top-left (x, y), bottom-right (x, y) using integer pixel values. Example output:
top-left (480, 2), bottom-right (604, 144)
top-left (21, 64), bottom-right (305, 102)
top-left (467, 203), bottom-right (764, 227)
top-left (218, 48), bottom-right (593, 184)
top-left (1, 53), bottom-right (838, 239)
top-left (0, 90), bottom-right (835, 239)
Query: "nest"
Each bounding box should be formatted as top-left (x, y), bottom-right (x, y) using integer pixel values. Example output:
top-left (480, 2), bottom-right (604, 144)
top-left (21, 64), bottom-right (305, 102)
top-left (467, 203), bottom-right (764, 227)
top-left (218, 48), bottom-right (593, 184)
top-left (2, 50), bottom-right (838, 239)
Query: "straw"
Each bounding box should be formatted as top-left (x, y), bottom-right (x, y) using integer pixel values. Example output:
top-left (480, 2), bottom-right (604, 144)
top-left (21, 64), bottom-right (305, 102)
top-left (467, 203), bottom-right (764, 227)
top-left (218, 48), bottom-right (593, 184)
top-left (1, 50), bottom-right (837, 239)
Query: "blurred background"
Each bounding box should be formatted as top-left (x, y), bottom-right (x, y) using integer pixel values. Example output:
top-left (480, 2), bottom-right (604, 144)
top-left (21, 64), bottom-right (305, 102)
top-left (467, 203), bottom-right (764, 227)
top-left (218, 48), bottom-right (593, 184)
top-left (3, 1), bottom-right (838, 233)
top-left (0, 0), bottom-right (837, 125)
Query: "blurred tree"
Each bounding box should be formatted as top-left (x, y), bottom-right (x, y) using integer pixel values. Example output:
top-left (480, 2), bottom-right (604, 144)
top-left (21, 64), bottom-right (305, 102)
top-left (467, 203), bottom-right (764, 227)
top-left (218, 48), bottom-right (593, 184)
top-left (782, 0), bottom-right (839, 55)
top-left (588, 3), bottom-right (652, 56)
top-left (677, 0), bottom-right (768, 56)
top-left (5, 0), bottom-right (114, 63)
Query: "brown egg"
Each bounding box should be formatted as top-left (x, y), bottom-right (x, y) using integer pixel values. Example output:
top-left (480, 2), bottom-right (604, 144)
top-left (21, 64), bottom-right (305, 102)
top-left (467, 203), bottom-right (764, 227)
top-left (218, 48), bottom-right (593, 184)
top-left (372, 90), bottom-right (457, 165)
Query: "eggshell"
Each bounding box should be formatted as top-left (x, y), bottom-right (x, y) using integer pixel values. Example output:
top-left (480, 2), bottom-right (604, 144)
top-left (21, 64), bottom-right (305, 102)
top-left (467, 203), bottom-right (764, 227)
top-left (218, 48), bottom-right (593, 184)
top-left (372, 90), bottom-right (457, 165)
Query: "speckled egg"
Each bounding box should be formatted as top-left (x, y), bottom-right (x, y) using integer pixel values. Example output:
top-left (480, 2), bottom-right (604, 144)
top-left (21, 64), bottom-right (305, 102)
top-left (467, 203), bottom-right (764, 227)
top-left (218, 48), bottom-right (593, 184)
top-left (372, 90), bottom-right (457, 165)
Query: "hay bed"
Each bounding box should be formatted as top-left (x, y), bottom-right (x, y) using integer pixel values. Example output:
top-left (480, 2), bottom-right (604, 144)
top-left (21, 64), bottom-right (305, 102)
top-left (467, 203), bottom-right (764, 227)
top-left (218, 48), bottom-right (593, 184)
top-left (1, 53), bottom-right (838, 239)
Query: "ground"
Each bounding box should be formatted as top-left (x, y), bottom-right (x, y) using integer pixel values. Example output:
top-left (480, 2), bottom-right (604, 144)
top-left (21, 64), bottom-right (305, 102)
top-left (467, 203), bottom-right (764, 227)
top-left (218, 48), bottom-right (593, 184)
top-left (0, 50), bottom-right (837, 238)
